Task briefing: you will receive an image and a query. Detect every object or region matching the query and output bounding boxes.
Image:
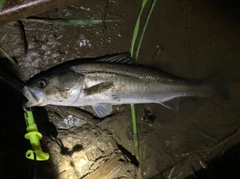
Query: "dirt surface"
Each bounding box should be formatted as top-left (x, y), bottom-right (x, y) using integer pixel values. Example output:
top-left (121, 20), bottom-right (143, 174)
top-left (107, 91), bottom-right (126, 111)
top-left (1, 0), bottom-right (240, 179)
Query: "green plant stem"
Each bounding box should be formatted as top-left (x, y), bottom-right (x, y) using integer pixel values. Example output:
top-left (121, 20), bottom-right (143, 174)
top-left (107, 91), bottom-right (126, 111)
top-left (22, 18), bottom-right (124, 26)
top-left (168, 166), bottom-right (175, 179)
top-left (135, 0), bottom-right (158, 60)
top-left (130, 1), bottom-right (149, 179)
top-left (130, 0), bottom-right (149, 59)
top-left (0, 0), bottom-right (5, 11)
top-left (131, 103), bottom-right (141, 179)
top-left (55, 19), bottom-right (124, 25)
top-left (131, 104), bottom-right (139, 148)
top-left (130, 1), bottom-right (158, 178)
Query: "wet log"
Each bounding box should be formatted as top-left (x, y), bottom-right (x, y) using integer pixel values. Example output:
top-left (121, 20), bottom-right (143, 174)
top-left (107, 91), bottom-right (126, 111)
top-left (84, 155), bottom-right (136, 179)
top-left (0, 0), bottom-right (79, 25)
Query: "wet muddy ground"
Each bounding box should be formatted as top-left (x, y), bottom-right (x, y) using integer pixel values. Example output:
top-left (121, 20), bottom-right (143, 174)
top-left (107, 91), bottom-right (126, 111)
top-left (1, 0), bottom-right (240, 178)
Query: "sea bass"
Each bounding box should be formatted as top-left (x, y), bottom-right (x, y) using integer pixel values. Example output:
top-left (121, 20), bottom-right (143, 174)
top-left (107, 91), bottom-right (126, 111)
top-left (23, 53), bottom-right (214, 118)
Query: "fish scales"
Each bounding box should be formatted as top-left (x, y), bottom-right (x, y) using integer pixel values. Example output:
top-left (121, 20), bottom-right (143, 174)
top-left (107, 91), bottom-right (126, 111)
top-left (22, 53), bottom-right (213, 118)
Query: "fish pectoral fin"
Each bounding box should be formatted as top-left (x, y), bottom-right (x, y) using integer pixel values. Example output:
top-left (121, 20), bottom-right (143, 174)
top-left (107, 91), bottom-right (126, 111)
top-left (84, 81), bottom-right (114, 95)
top-left (92, 104), bottom-right (113, 118)
top-left (160, 99), bottom-right (179, 110)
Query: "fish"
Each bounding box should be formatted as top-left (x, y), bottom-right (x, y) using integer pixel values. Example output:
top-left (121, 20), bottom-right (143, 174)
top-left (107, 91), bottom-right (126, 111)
top-left (22, 53), bottom-right (225, 118)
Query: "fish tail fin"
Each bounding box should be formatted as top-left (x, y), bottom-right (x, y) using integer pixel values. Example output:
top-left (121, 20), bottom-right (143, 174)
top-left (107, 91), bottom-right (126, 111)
top-left (212, 83), bottom-right (230, 102)
top-left (206, 72), bottom-right (231, 102)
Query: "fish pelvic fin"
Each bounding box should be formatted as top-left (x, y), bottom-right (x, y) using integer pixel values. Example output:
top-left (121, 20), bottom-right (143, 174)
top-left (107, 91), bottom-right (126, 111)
top-left (92, 104), bottom-right (113, 118)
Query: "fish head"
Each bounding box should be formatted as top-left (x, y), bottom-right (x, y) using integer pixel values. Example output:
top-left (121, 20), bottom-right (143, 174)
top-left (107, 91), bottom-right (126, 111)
top-left (23, 71), bottom-right (84, 107)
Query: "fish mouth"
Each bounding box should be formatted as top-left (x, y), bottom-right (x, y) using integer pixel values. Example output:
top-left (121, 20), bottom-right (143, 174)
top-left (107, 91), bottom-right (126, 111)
top-left (22, 86), bottom-right (45, 107)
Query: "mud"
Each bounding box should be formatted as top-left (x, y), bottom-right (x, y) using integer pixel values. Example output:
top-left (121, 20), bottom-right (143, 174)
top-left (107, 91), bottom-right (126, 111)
top-left (1, 0), bottom-right (240, 178)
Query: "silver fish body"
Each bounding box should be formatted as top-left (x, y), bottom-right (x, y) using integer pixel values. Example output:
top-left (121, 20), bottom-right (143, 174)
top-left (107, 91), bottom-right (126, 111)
top-left (23, 53), bottom-right (212, 117)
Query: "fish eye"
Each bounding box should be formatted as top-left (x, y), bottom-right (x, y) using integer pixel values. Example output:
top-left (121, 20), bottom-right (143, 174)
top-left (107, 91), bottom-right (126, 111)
top-left (38, 79), bottom-right (47, 88)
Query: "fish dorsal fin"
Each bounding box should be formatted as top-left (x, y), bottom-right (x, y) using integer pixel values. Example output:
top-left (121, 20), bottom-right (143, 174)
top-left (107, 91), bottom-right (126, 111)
top-left (96, 53), bottom-right (136, 64)
top-left (160, 99), bottom-right (179, 110)
top-left (92, 104), bottom-right (113, 118)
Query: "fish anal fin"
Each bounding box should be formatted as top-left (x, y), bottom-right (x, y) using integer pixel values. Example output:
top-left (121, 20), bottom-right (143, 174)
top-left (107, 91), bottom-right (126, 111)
top-left (92, 104), bottom-right (113, 118)
top-left (160, 99), bottom-right (179, 110)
